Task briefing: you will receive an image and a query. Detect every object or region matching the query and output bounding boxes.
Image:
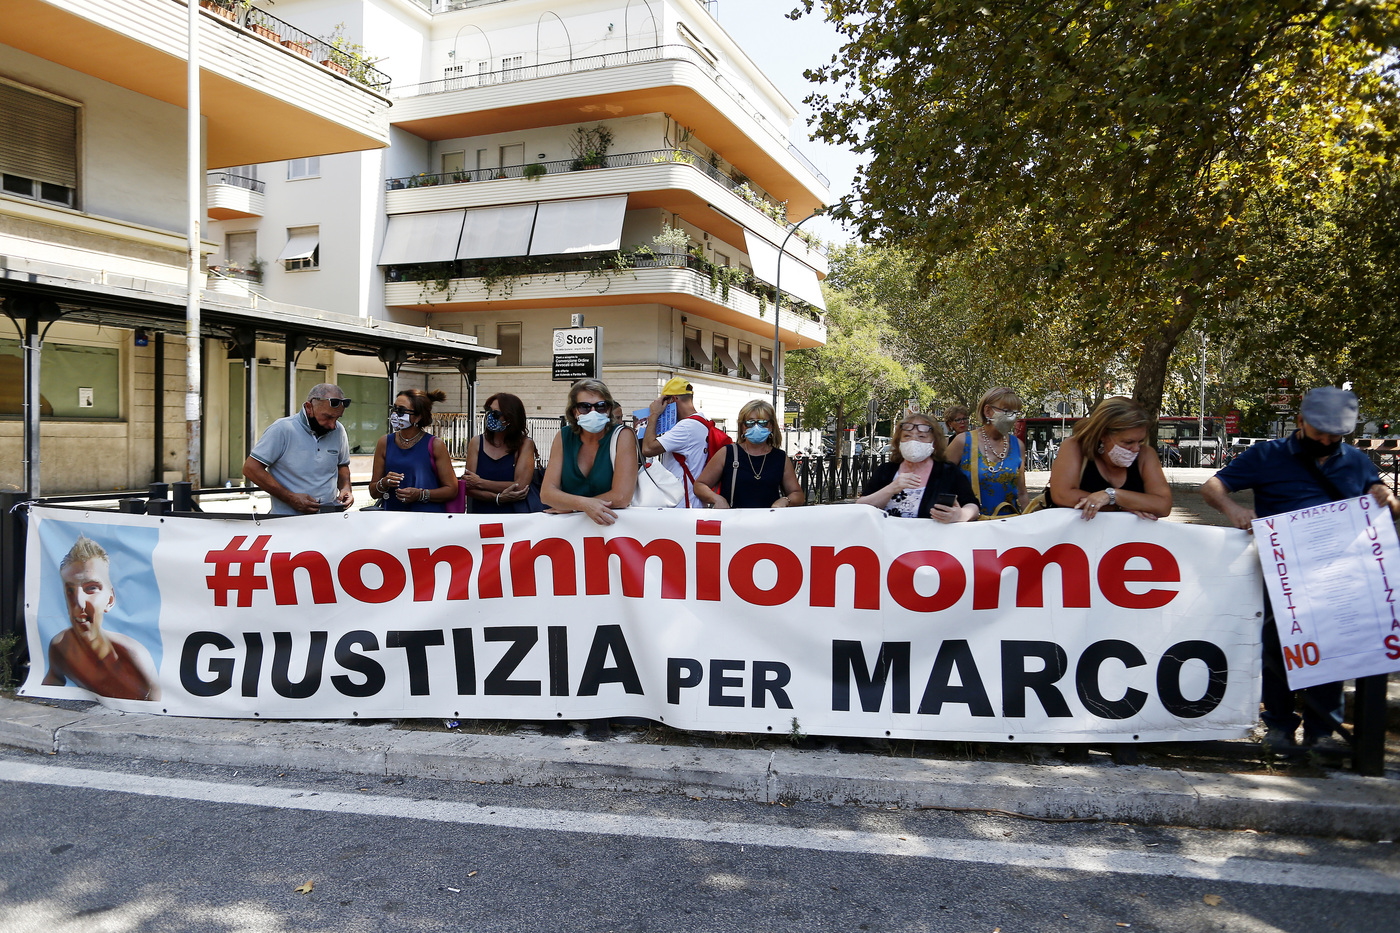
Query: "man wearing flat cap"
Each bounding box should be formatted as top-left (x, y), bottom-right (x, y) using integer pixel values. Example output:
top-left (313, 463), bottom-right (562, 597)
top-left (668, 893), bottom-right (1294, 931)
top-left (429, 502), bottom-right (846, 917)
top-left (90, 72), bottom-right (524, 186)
top-left (1201, 387), bottom-right (1400, 755)
top-left (640, 377), bottom-right (710, 507)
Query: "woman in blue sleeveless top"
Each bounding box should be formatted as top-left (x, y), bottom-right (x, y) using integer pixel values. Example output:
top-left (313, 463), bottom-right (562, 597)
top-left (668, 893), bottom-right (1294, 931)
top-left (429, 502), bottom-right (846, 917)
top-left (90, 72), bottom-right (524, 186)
top-left (540, 379), bottom-right (637, 525)
top-left (463, 392), bottom-right (540, 513)
top-left (945, 386), bottom-right (1029, 516)
top-left (368, 389), bottom-right (457, 512)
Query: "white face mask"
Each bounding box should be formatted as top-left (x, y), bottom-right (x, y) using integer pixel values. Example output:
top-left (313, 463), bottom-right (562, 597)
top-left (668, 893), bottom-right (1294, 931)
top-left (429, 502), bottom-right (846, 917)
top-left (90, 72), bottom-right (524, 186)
top-left (389, 412), bottom-right (413, 432)
top-left (899, 440), bottom-right (934, 463)
top-left (991, 413), bottom-right (1018, 434)
top-left (577, 410), bottom-right (611, 433)
top-left (1106, 444), bottom-right (1139, 468)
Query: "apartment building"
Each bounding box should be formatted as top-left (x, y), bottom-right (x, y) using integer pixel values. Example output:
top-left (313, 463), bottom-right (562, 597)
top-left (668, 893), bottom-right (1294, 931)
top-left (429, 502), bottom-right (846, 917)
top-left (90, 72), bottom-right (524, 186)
top-left (0, 0), bottom-right (495, 494)
top-left (206, 0), bottom-right (830, 434)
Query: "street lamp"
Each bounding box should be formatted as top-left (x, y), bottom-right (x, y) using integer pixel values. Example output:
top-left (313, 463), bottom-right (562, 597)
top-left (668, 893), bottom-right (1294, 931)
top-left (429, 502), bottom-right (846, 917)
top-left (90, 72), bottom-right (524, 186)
top-left (772, 207), bottom-right (827, 412)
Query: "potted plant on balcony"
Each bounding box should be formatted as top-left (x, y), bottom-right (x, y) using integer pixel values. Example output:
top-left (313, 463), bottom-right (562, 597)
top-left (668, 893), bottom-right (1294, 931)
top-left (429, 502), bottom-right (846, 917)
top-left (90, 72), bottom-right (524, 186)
top-left (200, 0), bottom-right (238, 23)
top-left (522, 162), bottom-right (547, 181)
top-left (569, 124), bottom-right (613, 171)
top-left (246, 8), bottom-right (279, 42)
top-left (282, 38), bottom-right (314, 58)
top-left (319, 23), bottom-right (383, 87)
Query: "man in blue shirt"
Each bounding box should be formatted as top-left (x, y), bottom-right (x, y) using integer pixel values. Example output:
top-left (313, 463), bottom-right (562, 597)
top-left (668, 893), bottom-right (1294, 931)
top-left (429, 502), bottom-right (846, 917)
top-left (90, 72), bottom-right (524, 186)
top-left (243, 384), bottom-right (354, 515)
top-left (1201, 387), bottom-right (1400, 754)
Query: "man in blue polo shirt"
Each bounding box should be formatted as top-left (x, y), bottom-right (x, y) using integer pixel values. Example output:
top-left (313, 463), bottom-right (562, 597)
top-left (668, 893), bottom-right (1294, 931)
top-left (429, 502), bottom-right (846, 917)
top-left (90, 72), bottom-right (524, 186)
top-left (243, 384), bottom-right (354, 515)
top-left (1200, 387), bottom-right (1400, 754)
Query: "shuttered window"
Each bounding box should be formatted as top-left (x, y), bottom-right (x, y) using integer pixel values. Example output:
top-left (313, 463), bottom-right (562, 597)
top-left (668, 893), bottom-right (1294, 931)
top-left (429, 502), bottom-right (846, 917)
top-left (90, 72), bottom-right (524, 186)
top-left (0, 80), bottom-right (78, 205)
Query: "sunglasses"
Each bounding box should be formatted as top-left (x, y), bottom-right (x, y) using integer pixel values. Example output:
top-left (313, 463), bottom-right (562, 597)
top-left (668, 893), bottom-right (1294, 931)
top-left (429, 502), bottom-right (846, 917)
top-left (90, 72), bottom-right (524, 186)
top-left (900, 423), bottom-right (935, 436)
top-left (742, 419), bottom-right (771, 427)
top-left (574, 400), bottom-right (612, 414)
top-left (389, 405), bottom-right (413, 416)
top-left (315, 397), bottom-right (352, 409)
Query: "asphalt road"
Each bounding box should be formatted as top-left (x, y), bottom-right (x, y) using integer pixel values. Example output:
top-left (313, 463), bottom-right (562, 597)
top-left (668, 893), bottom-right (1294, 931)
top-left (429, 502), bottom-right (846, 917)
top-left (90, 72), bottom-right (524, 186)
top-left (0, 748), bottom-right (1395, 933)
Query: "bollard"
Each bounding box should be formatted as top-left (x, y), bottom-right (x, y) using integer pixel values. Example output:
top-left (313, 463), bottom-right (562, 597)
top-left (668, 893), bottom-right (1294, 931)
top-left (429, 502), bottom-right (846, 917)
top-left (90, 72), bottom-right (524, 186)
top-left (1352, 674), bottom-right (1389, 777)
top-left (146, 498), bottom-right (172, 516)
top-left (171, 481), bottom-right (194, 512)
top-left (148, 482), bottom-right (169, 502)
top-left (119, 498), bottom-right (145, 514)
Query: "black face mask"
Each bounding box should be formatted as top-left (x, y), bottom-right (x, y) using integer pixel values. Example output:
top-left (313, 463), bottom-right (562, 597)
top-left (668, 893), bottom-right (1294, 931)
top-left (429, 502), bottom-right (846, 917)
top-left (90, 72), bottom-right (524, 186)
top-left (1299, 435), bottom-right (1341, 459)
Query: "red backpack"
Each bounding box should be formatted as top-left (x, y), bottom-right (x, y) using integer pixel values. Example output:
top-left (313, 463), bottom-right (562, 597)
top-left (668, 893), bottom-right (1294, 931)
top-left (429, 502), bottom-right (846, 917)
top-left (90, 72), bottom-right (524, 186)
top-left (672, 414), bottom-right (733, 499)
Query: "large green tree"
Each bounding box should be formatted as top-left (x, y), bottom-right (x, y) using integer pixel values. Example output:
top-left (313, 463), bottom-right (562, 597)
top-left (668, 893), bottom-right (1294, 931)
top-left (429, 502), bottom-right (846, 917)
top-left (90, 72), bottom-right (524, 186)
top-left (798, 0), bottom-right (1400, 418)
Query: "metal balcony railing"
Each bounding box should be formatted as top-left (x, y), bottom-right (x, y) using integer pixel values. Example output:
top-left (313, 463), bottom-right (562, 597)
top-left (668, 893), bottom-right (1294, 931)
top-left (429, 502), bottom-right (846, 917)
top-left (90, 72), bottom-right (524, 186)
top-left (197, 1), bottom-right (392, 92)
top-left (386, 148), bottom-right (827, 255)
top-left (206, 171), bottom-right (266, 193)
top-left (393, 44), bottom-right (830, 189)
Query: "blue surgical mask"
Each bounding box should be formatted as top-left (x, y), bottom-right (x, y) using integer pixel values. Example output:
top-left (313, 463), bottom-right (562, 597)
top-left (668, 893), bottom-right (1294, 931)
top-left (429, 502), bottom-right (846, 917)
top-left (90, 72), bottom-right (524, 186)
top-left (577, 410), bottom-right (611, 433)
top-left (484, 410), bottom-right (506, 433)
top-left (744, 426), bottom-right (772, 444)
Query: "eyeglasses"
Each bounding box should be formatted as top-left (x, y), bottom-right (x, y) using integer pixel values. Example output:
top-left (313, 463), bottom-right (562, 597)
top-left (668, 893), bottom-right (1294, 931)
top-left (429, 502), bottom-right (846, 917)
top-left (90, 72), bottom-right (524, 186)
top-left (991, 407), bottom-right (1023, 418)
top-left (742, 419), bottom-right (771, 427)
top-left (315, 397), bottom-right (352, 409)
top-left (574, 400), bottom-right (611, 414)
top-left (899, 423), bottom-right (935, 436)
top-left (389, 405), bottom-right (413, 417)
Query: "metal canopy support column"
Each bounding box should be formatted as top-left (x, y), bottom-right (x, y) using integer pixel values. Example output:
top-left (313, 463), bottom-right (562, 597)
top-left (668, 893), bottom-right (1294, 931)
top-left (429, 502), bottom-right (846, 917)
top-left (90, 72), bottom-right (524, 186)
top-left (231, 327), bottom-right (258, 461)
top-left (22, 312), bottom-right (41, 497)
top-left (284, 334), bottom-right (310, 416)
top-left (458, 358), bottom-right (478, 444)
top-left (153, 331), bottom-right (165, 483)
top-left (379, 347), bottom-right (410, 397)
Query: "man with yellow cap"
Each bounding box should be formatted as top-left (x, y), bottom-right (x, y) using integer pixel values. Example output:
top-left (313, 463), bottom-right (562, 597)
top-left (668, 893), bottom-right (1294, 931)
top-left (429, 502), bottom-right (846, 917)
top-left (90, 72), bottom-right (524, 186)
top-left (641, 377), bottom-right (711, 507)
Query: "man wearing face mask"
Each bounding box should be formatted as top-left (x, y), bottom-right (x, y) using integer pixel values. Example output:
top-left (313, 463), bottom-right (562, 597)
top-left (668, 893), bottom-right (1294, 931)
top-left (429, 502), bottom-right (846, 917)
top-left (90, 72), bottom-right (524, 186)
top-left (244, 383), bottom-right (354, 515)
top-left (640, 377), bottom-right (716, 508)
top-left (1201, 387), bottom-right (1400, 755)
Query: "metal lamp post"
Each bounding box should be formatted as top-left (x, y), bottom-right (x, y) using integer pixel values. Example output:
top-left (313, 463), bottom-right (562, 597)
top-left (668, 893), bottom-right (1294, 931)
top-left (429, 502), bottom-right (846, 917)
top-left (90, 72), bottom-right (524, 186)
top-left (771, 208), bottom-right (826, 412)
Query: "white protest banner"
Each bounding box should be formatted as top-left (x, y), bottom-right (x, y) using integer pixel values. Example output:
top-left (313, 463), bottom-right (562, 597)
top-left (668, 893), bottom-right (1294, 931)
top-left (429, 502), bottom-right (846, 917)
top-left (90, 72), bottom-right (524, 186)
top-left (22, 505), bottom-right (1263, 742)
top-left (1253, 495), bottom-right (1400, 690)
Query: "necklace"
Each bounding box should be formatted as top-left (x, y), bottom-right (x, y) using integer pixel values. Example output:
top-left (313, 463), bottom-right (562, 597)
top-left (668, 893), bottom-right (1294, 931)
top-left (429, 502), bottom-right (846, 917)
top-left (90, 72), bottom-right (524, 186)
top-left (744, 444), bottom-right (771, 480)
top-left (979, 426), bottom-right (1008, 463)
top-left (395, 428), bottom-right (425, 450)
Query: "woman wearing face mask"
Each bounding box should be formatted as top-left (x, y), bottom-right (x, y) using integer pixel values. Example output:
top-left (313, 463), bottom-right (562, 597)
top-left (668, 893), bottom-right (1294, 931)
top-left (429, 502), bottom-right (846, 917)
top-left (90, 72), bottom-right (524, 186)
top-left (692, 400), bottom-right (805, 509)
top-left (541, 379), bottom-right (637, 525)
top-left (946, 386), bottom-right (1030, 516)
top-left (1047, 396), bottom-right (1172, 520)
top-left (462, 392), bottom-right (541, 513)
top-left (858, 412), bottom-right (979, 522)
top-left (369, 388), bottom-right (457, 512)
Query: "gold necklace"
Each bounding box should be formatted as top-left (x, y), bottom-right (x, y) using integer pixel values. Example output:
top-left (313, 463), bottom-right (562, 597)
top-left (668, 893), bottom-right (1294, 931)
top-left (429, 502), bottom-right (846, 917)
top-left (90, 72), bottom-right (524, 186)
top-left (744, 444), bottom-right (770, 480)
top-left (395, 428), bottom-right (425, 449)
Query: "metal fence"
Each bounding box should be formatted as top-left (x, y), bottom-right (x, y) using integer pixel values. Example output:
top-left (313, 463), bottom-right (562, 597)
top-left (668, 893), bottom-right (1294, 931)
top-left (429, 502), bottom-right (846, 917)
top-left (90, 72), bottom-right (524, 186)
top-left (435, 413), bottom-right (563, 463)
top-left (791, 454), bottom-right (882, 504)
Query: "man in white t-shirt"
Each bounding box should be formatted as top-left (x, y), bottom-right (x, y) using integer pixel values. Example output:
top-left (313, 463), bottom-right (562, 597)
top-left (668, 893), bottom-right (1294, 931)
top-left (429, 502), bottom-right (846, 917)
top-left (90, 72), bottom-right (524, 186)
top-left (640, 377), bottom-right (709, 507)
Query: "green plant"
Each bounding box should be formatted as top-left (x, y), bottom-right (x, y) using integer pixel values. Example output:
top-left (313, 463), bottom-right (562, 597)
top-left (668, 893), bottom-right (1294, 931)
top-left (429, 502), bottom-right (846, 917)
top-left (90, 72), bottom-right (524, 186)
top-left (787, 716), bottom-right (806, 746)
top-left (321, 22), bottom-right (383, 88)
top-left (569, 123), bottom-right (614, 169)
top-left (671, 150), bottom-right (695, 164)
top-left (522, 162), bottom-right (547, 180)
top-left (652, 223), bottom-right (690, 254)
top-left (450, 171), bottom-right (468, 183)
top-left (0, 633), bottom-right (21, 690)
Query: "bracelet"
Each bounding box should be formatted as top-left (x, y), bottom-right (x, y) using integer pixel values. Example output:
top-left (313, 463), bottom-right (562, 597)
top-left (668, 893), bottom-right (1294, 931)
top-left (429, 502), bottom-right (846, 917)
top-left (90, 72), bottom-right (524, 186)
top-left (420, 488), bottom-right (430, 503)
top-left (376, 477), bottom-right (385, 493)
top-left (495, 491), bottom-right (503, 504)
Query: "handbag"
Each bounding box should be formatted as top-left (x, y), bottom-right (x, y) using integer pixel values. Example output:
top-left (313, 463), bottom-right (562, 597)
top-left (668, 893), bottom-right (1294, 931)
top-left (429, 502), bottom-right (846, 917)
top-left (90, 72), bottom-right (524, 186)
top-left (611, 425), bottom-right (683, 508)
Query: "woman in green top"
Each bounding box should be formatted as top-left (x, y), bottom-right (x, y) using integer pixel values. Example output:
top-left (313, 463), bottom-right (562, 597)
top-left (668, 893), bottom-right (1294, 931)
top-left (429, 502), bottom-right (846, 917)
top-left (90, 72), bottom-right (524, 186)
top-left (541, 378), bottom-right (637, 525)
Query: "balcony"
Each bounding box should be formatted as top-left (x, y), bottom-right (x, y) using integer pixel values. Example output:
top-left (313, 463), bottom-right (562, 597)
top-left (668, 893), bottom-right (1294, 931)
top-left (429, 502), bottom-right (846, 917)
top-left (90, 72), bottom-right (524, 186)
top-left (206, 171), bottom-right (265, 219)
top-left (390, 45), bottom-right (828, 216)
top-left (6, 0), bottom-right (391, 169)
top-left (386, 148), bottom-right (827, 270)
top-left (383, 252), bottom-right (826, 347)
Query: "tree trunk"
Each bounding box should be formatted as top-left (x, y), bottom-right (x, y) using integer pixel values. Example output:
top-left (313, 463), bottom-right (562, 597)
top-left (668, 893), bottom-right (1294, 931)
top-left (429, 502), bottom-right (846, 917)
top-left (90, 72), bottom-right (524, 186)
top-left (1132, 300), bottom-right (1200, 444)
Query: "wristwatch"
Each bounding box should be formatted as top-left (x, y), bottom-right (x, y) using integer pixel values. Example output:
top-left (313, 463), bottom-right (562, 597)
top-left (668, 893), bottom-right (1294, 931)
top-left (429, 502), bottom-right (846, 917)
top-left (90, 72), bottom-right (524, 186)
top-left (1105, 487), bottom-right (1117, 507)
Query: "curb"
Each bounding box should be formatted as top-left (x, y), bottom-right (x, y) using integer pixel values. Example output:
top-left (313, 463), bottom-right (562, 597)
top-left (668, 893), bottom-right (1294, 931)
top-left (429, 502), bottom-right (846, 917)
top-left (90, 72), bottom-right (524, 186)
top-left (2, 697), bottom-right (1396, 840)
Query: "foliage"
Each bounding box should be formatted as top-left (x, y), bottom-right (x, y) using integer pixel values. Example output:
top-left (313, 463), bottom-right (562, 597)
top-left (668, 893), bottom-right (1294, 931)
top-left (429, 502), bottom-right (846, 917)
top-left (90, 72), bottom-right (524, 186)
top-left (569, 124), bottom-right (614, 169)
top-left (797, 0), bottom-right (1400, 421)
top-left (522, 162), bottom-right (547, 180)
top-left (652, 223), bottom-right (691, 254)
top-left (320, 22), bottom-right (383, 88)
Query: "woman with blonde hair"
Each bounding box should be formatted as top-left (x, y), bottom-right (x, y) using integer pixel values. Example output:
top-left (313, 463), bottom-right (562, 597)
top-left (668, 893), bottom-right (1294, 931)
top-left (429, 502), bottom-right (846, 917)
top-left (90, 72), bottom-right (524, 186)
top-left (693, 399), bottom-right (805, 509)
top-left (369, 388), bottom-right (457, 512)
top-left (946, 386), bottom-right (1029, 516)
top-left (1047, 396), bottom-right (1172, 520)
top-left (540, 378), bottom-right (637, 525)
top-left (858, 411), bottom-right (979, 521)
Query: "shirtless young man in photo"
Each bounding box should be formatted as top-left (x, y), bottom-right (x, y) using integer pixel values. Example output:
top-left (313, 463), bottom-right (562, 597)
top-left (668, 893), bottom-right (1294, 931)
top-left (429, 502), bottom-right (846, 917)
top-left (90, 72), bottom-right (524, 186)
top-left (42, 536), bottom-right (160, 701)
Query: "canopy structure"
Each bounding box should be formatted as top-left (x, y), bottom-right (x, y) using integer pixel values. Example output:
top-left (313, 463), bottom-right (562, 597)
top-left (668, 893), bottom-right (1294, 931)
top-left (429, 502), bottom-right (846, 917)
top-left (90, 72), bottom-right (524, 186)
top-left (0, 261), bottom-right (497, 496)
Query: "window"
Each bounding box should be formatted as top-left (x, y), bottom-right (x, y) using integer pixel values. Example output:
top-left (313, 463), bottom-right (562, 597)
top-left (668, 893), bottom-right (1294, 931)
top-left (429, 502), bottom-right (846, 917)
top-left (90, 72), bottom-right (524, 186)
top-left (0, 339), bottom-right (120, 420)
top-left (442, 150), bottom-right (465, 176)
top-left (287, 156), bottom-right (320, 179)
top-left (759, 347), bottom-right (774, 383)
top-left (737, 341), bottom-right (756, 380)
top-left (279, 225), bottom-right (319, 271)
top-left (0, 80), bottom-right (78, 208)
top-left (714, 251), bottom-right (730, 266)
top-left (500, 144), bottom-right (524, 171)
top-left (683, 326), bottom-right (708, 371)
top-left (711, 335), bottom-right (738, 376)
top-left (443, 64), bottom-right (465, 89)
top-left (502, 54), bottom-right (524, 80)
top-left (495, 323), bottom-right (521, 366)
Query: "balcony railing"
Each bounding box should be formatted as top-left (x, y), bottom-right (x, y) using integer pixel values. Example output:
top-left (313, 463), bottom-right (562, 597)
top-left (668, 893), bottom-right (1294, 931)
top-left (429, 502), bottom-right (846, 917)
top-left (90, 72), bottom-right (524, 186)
top-left (384, 251), bottom-right (824, 323)
top-left (197, 1), bottom-right (392, 92)
top-left (387, 148), bottom-right (827, 255)
top-left (393, 44), bottom-right (830, 189)
top-left (206, 171), bottom-right (265, 193)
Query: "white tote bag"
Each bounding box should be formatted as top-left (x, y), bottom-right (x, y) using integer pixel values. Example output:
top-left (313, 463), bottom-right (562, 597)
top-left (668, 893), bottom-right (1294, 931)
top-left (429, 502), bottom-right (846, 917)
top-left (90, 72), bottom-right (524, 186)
top-left (609, 427), bottom-right (683, 507)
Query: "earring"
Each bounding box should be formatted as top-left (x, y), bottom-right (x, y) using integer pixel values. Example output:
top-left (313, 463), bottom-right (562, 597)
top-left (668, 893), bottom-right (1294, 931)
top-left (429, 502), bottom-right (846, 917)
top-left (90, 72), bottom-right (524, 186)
top-left (1097, 444), bottom-right (1105, 454)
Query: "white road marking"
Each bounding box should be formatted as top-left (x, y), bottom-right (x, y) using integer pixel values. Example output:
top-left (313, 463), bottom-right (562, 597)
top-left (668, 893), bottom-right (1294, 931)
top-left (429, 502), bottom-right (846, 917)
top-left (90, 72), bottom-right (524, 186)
top-left (2, 760), bottom-right (1395, 895)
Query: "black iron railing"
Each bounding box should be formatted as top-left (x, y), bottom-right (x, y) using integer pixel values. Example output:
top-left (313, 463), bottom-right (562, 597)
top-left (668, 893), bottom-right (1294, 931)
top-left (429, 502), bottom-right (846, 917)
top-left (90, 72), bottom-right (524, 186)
top-left (792, 454), bottom-right (882, 504)
top-left (206, 171), bottom-right (265, 193)
top-left (198, 1), bottom-right (392, 91)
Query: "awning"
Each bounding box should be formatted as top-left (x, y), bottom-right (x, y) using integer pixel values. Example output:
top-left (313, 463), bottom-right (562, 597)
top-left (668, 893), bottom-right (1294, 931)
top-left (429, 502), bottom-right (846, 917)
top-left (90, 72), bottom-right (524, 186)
top-left (529, 196), bottom-right (628, 255)
top-left (713, 342), bottom-right (740, 375)
top-left (458, 204), bottom-right (538, 259)
top-left (378, 210), bottom-right (466, 265)
top-left (736, 346), bottom-right (761, 379)
top-left (759, 352), bottom-right (776, 381)
top-left (683, 334), bottom-right (712, 368)
top-left (277, 230), bottom-right (319, 262)
top-left (743, 229), bottom-right (826, 311)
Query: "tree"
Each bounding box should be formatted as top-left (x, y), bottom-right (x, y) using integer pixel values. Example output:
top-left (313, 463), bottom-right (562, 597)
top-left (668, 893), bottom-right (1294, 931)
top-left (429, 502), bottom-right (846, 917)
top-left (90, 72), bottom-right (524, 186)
top-left (797, 0), bottom-right (1400, 420)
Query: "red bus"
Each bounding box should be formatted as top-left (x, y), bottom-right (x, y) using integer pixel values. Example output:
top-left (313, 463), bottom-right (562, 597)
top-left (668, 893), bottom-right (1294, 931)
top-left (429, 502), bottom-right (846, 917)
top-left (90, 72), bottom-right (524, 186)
top-left (1016, 415), bottom-right (1221, 464)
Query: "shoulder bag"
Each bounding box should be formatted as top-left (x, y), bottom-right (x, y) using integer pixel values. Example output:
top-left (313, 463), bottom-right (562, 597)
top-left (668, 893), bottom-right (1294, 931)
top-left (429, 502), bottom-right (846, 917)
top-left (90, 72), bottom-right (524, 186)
top-left (612, 425), bottom-right (683, 508)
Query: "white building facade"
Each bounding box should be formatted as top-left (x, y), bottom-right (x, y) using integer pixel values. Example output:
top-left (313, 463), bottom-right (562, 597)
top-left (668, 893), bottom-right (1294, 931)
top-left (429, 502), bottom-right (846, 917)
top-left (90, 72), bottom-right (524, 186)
top-left (207, 0), bottom-right (830, 436)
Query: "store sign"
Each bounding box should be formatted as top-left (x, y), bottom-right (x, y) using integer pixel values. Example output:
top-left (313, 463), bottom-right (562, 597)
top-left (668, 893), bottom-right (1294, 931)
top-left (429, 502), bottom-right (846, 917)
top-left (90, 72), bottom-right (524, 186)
top-left (552, 327), bottom-right (599, 381)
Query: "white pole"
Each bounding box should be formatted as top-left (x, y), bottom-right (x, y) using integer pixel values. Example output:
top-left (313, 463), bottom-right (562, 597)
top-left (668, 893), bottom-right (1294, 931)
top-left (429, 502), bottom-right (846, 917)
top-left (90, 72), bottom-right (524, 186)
top-left (185, 0), bottom-right (202, 484)
top-left (1198, 329), bottom-right (1207, 466)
